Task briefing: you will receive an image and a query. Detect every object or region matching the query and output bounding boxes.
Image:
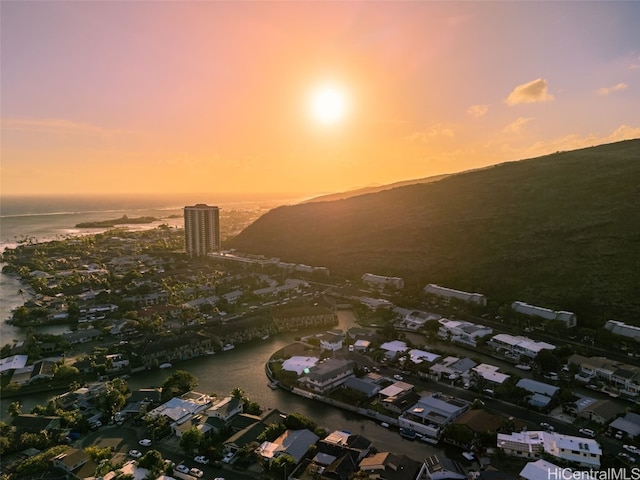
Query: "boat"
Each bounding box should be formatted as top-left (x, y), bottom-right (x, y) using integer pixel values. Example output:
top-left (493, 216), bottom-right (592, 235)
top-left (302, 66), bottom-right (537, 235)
top-left (159, 363), bottom-right (172, 369)
top-left (222, 344), bottom-right (235, 351)
top-left (515, 364), bottom-right (532, 371)
top-left (262, 335), bottom-right (270, 340)
top-left (205, 350), bottom-right (216, 356)
top-left (268, 382), bottom-right (279, 390)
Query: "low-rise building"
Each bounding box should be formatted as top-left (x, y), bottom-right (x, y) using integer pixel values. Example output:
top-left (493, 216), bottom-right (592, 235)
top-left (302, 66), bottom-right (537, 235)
top-left (424, 284), bottom-right (487, 306)
top-left (361, 273), bottom-right (404, 290)
top-left (511, 301), bottom-right (577, 328)
top-left (605, 320), bottom-right (640, 340)
top-left (497, 431), bottom-right (601, 468)
top-left (568, 354), bottom-right (640, 396)
top-left (257, 428), bottom-right (320, 465)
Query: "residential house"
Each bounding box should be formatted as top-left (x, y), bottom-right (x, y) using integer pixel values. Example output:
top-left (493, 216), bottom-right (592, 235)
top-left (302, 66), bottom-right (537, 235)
top-left (51, 448), bottom-right (92, 476)
top-left (489, 334), bottom-right (555, 359)
top-left (452, 409), bottom-right (505, 447)
top-left (62, 328), bottom-right (102, 345)
top-left (497, 431), bottom-right (601, 468)
top-left (399, 393), bottom-right (470, 439)
top-left (428, 356), bottom-right (477, 382)
top-left (609, 412), bottom-right (640, 439)
top-left (147, 391), bottom-right (213, 430)
top-left (319, 332), bottom-right (344, 352)
top-left (379, 340), bottom-right (409, 360)
top-left (257, 428), bottom-right (320, 465)
top-left (358, 452), bottom-right (422, 480)
top-left (12, 414), bottom-right (62, 434)
top-left (516, 379), bottom-right (560, 409)
top-left (342, 376), bottom-right (383, 398)
top-left (378, 381), bottom-right (419, 414)
top-left (520, 459), bottom-right (568, 480)
top-left (578, 399), bottom-right (621, 425)
top-left (471, 364), bottom-right (510, 387)
top-left (206, 396), bottom-right (244, 422)
top-left (568, 354), bottom-right (640, 396)
top-left (299, 358), bottom-right (355, 393)
top-left (29, 359), bottom-right (56, 384)
top-left (437, 318), bottom-right (493, 347)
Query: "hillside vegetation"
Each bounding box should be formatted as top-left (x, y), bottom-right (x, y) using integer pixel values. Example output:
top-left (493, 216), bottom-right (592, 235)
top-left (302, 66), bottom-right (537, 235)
top-left (229, 140), bottom-right (640, 326)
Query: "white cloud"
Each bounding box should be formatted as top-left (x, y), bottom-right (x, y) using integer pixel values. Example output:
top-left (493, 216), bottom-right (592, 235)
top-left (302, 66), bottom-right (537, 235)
top-left (597, 83), bottom-right (628, 96)
top-left (406, 123), bottom-right (455, 143)
top-left (1, 117), bottom-right (131, 137)
top-left (502, 117), bottom-right (533, 134)
top-left (467, 104), bottom-right (489, 118)
top-left (506, 78), bottom-right (554, 105)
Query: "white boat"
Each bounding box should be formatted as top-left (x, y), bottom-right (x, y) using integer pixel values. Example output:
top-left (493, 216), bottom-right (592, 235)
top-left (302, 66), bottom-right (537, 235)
top-left (222, 344), bottom-right (235, 351)
top-left (515, 364), bottom-right (532, 371)
top-left (159, 363), bottom-right (172, 369)
top-left (262, 335), bottom-right (270, 340)
top-left (205, 350), bottom-right (215, 356)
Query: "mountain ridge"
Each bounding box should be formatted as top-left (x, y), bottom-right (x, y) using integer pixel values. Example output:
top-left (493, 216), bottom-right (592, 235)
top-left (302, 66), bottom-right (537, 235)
top-left (228, 139), bottom-right (640, 326)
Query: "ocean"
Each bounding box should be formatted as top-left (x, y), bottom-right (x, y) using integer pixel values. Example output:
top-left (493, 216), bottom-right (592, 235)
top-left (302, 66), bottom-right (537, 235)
top-left (0, 193), bottom-right (307, 346)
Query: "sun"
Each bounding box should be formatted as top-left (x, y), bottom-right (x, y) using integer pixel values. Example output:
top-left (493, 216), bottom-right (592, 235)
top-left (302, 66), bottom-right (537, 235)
top-left (308, 83), bottom-right (349, 125)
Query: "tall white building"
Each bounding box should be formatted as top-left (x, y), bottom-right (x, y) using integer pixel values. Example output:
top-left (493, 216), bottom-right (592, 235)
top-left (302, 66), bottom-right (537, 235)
top-left (184, 204), bottom-right (220, 256)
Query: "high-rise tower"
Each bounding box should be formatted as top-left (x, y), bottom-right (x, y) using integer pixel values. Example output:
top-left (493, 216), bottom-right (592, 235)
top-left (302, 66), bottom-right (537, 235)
top-left (183, 204), bottom-right (220, 256)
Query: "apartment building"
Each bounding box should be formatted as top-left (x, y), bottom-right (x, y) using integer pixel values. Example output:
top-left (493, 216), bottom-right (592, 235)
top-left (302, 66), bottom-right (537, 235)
top-left (424, 284), bottom-right (487, 306)
top-left (511, 301), bottom-right (577, 328)
top-left (184, 204), bottom-right (220, 256)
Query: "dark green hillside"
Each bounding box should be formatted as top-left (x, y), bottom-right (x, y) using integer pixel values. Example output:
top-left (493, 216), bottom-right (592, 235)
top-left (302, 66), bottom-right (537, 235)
top-left (229, 139), bottom-right (640, 325)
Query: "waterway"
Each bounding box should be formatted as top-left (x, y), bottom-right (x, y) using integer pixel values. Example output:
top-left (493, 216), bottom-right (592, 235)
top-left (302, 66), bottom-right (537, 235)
top-left (0, 310), bottom-right (449, 464)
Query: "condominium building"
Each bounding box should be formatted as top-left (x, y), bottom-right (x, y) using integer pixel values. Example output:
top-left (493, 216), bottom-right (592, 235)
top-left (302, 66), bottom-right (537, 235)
top-left (184, 204), bottom-right (220, 256)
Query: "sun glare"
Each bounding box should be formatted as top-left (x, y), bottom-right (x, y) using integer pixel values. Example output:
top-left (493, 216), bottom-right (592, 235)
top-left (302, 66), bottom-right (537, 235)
top-left (308, 84), bottom-right (349, 125)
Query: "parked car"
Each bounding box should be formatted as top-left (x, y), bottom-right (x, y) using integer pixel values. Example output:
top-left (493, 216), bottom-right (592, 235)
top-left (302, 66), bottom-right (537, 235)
top-left (139, 438), bottom-right (152, 447)
top-left (618, 452), bottom-right (636, 463)
top-left (222, 452), bottom-right (234, 464)
top-left (540, 422), bottom-right (555, 431)
top-left (579, 428), bottom-right (596, 438)
top-left (393, 374), bottom-right (403, 381)
top-left (190, 467), bottom-right (204, 478)
top-left (129, 450), bottom-right (142, 459)
top-left (624, 445), bottom-right (640, 455)
top-left (194, 456), bottom-right (210, 465)
top-left (175, 464), bottom-right (190, 474)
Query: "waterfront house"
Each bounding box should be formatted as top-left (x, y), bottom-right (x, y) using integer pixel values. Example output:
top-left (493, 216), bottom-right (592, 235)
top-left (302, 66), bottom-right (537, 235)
top-left (568, 353), bottom-right (640, 396)
top-left (206, 396), bottom-right (244, 422)
top-left (12, 414), bottom-right (61, 434)
top-left (358, 452), bottom-right (421, 480)
top-left (299, 358), bottom-right (355, 393)
top-left (51, 448), bottom-right (91, 476)
top-left (437, 318), bottom-right (493, 347)
top-left (398, 393), bottom-right (470, 439)
top-left (488, 334), bottom-right (555, 359)
top-left (29, 359), bottom-right (56, 384)
top-left (257, 428), bottom-right (320, 465)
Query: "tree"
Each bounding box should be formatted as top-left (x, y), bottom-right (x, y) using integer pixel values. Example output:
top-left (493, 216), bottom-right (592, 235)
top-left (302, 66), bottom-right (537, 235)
top-left (180, 427), bottom-right (203, 454)
top-left (160, 370), bottom-right (198, 402)
top-left (271, 453), bottom-right (295, 478)
top-left (7, 401), bottom-right (21, 418)
top-left (138, 449), bottom-right (164, 472)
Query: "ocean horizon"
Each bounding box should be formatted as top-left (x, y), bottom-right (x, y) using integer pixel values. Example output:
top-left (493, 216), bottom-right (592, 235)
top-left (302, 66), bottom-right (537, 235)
top-left (0, 192), bottom-right (312, 345)
top-left (0, 192), bottom-right (311, 251)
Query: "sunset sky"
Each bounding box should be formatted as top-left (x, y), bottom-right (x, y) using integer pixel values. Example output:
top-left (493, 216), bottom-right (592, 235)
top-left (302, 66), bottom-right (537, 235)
top-left (2, 1), bottom-right (639, 198)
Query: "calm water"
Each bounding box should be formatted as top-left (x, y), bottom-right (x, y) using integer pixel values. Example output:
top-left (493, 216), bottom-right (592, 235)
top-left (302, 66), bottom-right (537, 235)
top-left (0, 310), bottom-right (445, 463)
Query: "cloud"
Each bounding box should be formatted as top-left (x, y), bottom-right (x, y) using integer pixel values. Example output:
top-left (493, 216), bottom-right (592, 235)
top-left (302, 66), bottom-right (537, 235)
top-left (467, 104), bottom-right (489, 118)
top-left (1, 117), bottom-right (131, 137)
top-left (506, 78), bottom-right (554, 105)
top-left (597, 82), bottom-right (628, 96)
top-left (406, 123), bottom-right (455, 143)
top-left (630, 56), bottom-right (640, 70)
top-left (503, 117), bottom-right (533, 134)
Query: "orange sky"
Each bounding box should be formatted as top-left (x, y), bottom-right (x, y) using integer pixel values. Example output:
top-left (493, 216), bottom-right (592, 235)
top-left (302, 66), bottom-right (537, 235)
top-left (1, 1), bottom-right (639, 197)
